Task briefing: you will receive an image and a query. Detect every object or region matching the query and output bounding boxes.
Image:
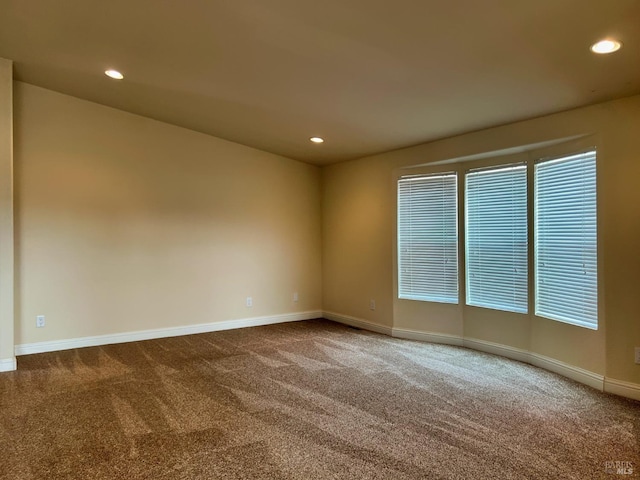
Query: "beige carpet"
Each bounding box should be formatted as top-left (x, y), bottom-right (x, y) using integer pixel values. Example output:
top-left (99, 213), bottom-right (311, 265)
top-left (0, 319), bottom-right (638, 479)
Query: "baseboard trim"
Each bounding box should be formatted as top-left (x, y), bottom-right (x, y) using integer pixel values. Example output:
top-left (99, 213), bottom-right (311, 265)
top-left (322, 311), bottom-right (393, 336)
top-left (322, 313), bottom-right (618, 396)
top-left (463, 337), bottom-right (531, 364)
top-left (12, 310), bottom-right (640, 402)
top-left (529, 352), bottom-right (604, 391)
top-left (393, 327), bottom-right (463, 346)
top-left (604, 378), bottom-right (640, 402)
top-left (15, 310), bottom-right (323, 356)
top-left (0, 357), bottom-right (17, 372)
top-left (463, 338), bottom-right (605, 391)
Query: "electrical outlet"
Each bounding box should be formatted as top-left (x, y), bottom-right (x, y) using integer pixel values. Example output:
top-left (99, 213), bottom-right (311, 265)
top-left (293, 292), bottom-right (299, 303)
top-left (36, 315), bottom-right (45, 328)
top-left (369, 299), bottom-right (376, 311)
top-left (635, 347), bottom-right (640, 365)
top-left (246, 297), bottom-right (253, 307)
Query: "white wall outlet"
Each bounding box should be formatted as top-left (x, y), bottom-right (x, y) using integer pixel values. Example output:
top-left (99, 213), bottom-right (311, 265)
top-left (369, 299), bottom-right (376, 311)
top-left (635, 347), bottom-right (640, 365)
top-left (36, 315), bottom-right (45, 328)
top-left (293, 292), bottom-right (299, 303)
top-left (246, 296), bottom-right (253, 307)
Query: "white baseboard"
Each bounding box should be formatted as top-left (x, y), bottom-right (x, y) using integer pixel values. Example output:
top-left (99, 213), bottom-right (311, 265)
top-left (393, 327), bottom-right (463, 346)
top-left (604, 378), bottom-right (640, 402)
top-left (529, 352), bottom-right (605, 391)
top-left (322, 311), bottom-right (393, 336)
top-left (463, 338), bottom-right (606, 391)
top-left (15, 310), bottom-right (322, 356)
top-left (0, 357), bottom-right (17, 372)
top-left (463, 337), bottom-right (532, 364)
top-left (323, 312), bottom-right (636, 399)
top-left (10, 309), bottom-right (640, 403)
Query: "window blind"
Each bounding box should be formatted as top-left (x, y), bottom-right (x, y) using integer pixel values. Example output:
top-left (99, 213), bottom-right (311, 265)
top-left (398, 173), bottom-right (458, 303)
top-left (465, 165), bottom-right (528, 313)
top-left (534, 151), bottom-right (597, 329)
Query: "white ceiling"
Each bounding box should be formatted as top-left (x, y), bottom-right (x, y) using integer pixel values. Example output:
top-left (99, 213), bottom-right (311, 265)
top-left (1, 0), bottom-right (639, 165)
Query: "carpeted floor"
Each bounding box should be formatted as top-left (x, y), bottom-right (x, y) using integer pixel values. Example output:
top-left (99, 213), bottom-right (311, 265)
top-left (0, 319), bottom-right (638, 479)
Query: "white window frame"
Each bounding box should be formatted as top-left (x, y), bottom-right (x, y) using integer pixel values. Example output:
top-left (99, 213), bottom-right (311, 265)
top-left (465, 163), bottom-right (528, 314)
top-left (395, 137), bottom-right (600, 331)
top-left (534, 150), bottom-right (598, 329)
top-left (397, 172), bottom-right (459, 304)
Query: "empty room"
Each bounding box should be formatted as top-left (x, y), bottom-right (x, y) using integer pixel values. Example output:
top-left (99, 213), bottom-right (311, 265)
top-left (1, 1), bottom-right (639, 478)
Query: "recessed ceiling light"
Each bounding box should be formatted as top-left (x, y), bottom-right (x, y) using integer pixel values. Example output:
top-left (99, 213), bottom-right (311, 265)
top-left (590, 39), bottom-right (622, 54)
top-left (105, 69), bottom-right (124, 80)
top-left (310, 137), bottom-right (324, 144)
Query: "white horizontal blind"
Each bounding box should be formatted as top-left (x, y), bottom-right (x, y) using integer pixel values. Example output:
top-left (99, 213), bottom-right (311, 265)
top-left (398, 173), bottom-right (458, 303)
top-left (535, 151), bottom-right (597, 329)
top-left (465, 165), bottom-right (528, 313)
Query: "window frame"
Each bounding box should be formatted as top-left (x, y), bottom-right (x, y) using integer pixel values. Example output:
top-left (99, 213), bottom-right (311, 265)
top-left (394, 137), bottom-right (601, 331)
top-left (397, 171), bottom-right (459, 304)
top-left (533, 149), bottom-right (598, 330)
top-left (464, 163), bottom-right (529, 314)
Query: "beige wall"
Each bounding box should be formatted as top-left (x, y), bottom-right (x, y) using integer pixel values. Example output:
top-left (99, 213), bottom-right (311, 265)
top-left (322, 155), bottom-right (394, 327)
top-left (322, 94), bottom-right (640, 385)
top-left (0, 59), bottom-right (14, 367)
top-left (8, 79), bottom-right (640, 387)
top-left (14, 82), bottom-right (322, 345)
